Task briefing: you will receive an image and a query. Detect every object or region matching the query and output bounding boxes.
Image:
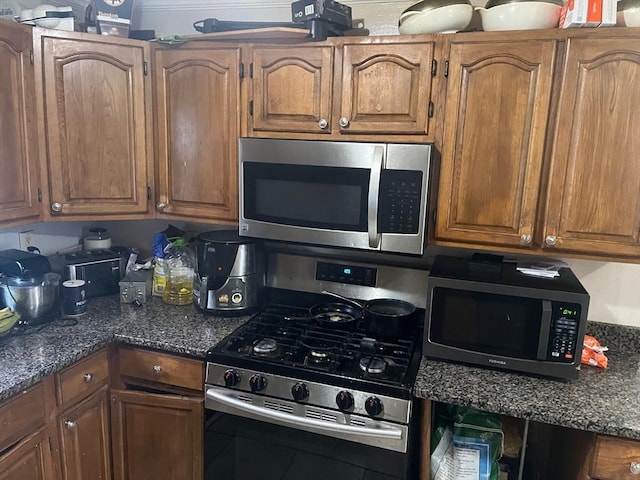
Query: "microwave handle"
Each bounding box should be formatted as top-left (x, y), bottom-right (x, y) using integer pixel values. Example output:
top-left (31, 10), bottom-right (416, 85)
top-left (537, 300), bottom-right (553, 360)
top-left (368, 146), bottom-right (383, 249)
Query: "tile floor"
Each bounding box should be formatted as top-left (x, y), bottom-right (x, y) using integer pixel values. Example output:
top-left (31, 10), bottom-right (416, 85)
top-left (204, 413), bottom-right (406, 480)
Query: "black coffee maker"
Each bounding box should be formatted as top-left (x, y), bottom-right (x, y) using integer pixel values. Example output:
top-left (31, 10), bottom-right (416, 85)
top-left (193, 230), bottom-right (262, 316)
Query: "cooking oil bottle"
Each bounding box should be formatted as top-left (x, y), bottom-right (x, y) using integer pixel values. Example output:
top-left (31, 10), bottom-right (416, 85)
top-left (162, 238), bottom-right (195, 306)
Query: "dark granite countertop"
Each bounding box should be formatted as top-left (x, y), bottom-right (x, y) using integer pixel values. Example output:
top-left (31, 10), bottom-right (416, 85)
top-left (1, 294), bottom-right (638, 441)
top-left (0, 294), bottom-right (249, 402)
top-left (414, 321), bottom-right (640, 440)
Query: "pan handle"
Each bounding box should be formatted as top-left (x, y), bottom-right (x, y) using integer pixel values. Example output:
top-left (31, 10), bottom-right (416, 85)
top-left (320, 290), bottom-right (366, 310)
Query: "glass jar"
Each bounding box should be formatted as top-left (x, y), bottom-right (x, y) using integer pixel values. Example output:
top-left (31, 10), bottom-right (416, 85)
top-left (162, 238), bottom-right (194, 306)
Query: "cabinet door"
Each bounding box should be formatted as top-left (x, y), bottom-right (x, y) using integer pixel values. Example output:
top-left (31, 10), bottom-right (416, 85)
top-left (544, 37), bottom-right (640, 258)
top-left (111, 389), bottom-right (203, 480)
top-left (0, 21), bottom-right (41, 227)
top-left (0, 428), bottom-right (53, 480)
top-left (58, 385), bottom-right (111, 480)
top-left (154, 45), bottom-right (240, 221)
top-left (436, 40), bottom-right (556, 248)
top-left (339, 42), bottom-right (435, 135)
top-left (250, 45), bottom-right (334, 135)
top-left (35, 30), bottom-right (152, 218)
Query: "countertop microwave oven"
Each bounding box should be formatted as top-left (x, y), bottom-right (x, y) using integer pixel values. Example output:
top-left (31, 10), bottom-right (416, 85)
top-left (424, 255), bottom-right (590, 380)
top-left (239, 138), bottom-right (433, 255)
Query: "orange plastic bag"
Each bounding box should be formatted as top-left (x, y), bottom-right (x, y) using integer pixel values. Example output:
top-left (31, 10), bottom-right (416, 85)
top-left (581, 335), bottom-right (609, 369)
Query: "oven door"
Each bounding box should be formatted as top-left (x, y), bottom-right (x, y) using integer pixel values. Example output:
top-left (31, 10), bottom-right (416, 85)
top-left (204, 386), bottom-right (418, 480)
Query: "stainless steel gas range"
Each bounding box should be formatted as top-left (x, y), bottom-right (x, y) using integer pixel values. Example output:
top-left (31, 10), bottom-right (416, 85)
top-left (203, 253), bottom-right (429, 480)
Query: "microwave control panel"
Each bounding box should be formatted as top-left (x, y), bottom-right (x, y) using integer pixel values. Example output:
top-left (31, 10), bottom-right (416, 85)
top-left (548, 303), bottom-right (582, 362)
top-left (378, 170), bottom-right (423, 234)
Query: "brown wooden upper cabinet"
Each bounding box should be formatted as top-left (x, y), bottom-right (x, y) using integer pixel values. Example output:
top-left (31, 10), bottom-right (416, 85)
top-left (153, 44), bottom-right (240, 222)
top-left (435, 37), bottom-right (557, 250)
top-left (435, 30), bottom-right (640, 261)
top-left (0, 21), bottom-right (41, 227)
top-left (543, 35), bottom-right (640, 258)
top-left (248, 38), bottom-right (437, 141)
top-left (33, 29), bottom-right (153, 220)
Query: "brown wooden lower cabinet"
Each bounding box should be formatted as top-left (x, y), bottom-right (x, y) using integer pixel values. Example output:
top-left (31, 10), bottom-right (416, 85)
top-left (57, 385), bottom-right (112, 480)
top-left (110, 389), bottom-right (204, 480)
top-left (0, 427), bottom-right (54, 480)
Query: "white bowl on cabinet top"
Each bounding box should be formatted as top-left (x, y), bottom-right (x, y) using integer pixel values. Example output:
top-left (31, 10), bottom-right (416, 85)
top-left (399, 2), bottom-right (474, 34)
top-left (476, 1), bottom-right (562, 31)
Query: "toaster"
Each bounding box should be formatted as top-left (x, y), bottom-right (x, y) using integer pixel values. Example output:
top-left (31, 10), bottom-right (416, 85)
top-left (48, 249), bottom-right (126, 298)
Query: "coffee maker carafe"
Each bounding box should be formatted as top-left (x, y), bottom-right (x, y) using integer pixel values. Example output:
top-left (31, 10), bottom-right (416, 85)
top-left (194, 230), bottom-right (262, 315)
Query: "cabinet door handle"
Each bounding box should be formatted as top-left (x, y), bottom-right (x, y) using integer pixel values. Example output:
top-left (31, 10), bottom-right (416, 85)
top-left (545, 235), bottom-right (557, 246)
top-left (631, 462), bottom-right (640, 474)
top-left (51, 202), bottom-right (62, 212)
top-left (65, 420), bottom-right (76, 429)
top-left (83, 373), bottom-right (93, 382)
top-left (520, 234), bottom-right (532, 245)
top-left (338, 117), bottom-right (349, 128)
top-left (318, 118), bottom-right (328, 129)
top-left (157, 202), bottom-right (166, 211)
top-left (153, 365), bottom-right (162, 374)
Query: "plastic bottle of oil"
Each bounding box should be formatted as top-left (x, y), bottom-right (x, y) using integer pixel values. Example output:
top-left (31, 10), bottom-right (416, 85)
top-left (162, 238), bottom-right (194, 306)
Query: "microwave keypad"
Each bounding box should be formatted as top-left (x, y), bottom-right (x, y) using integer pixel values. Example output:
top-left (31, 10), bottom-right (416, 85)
top-left (378, 170), bottom-right (423, 234)
top-left (549, 305), bottom-right (581, 362)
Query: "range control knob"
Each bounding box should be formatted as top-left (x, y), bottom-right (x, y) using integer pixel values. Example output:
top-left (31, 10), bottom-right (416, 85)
top-left (335, 391), bottom-right (354, 411)
top-left (249, 374), bottom-right (267, 392)
top-left (223, 369), bottom-right (241, 387)
top-left (365, 396), bottom-right (384, 417)
top-left (291, 382), bottom-right (309, 402)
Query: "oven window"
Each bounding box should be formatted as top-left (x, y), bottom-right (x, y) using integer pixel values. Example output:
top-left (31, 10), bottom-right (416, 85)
top-left (243, 162), bottom-right (369, 231)
top-left (430, 288), bottom-right (542, 359)
top-left (204, 412), bottom-right (414, 480)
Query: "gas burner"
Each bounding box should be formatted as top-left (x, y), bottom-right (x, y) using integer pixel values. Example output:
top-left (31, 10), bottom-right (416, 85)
top-left (253, 338), bottom-right (278, 354)
top-left (359, 356), bottom-right (387, 374)
top-left (308, 350), bottom-right (331, 365)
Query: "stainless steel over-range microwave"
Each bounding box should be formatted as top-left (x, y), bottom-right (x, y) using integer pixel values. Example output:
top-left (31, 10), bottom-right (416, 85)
top-left (239, 138), bottom-right (433, 255)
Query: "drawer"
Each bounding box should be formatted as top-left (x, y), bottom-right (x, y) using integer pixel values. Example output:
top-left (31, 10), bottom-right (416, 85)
top-left (0, 382), bottom-right (46, 451)
top-left (118, 347), bottom-right (203, 392)
top-left (56, 349), bottom-right (109, 407)
top-left (592, 435), bottom-right (640, 479)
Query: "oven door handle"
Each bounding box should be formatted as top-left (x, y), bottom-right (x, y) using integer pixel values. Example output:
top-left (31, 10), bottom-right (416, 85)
top-left (367, 146), bottom-right (383, 249)
top-left (206, 388), bottom-right (403, 440)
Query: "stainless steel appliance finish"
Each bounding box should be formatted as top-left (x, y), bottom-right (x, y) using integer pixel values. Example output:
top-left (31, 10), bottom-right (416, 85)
top-left (193, 230), bottom-right (262, 315)
top-left (239, 138), bottom-right (432, 255)
top-left (48, 249), bottom-right (125, 298)
top-left (205, 253), bottom-right (428, 465)
top-left (424, 255), bottom-right (590, 380)
top-left (0, 249), bottom-right (60, 326)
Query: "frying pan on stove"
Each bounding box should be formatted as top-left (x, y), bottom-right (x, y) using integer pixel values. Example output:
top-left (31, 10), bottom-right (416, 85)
top-left (321, 290), bottom-right (417, 338)
top-left (285, 302), bottom-right (363, 328)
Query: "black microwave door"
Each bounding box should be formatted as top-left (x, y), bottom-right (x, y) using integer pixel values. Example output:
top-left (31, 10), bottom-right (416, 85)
top-left (243, 162), bottom-right (370, 232)
top-left (429, 288), bottom-right (543, 360)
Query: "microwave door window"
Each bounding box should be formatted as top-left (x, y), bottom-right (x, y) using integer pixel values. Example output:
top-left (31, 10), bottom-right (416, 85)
top-left (244, 163), bottom-right (369, 231)
top-left (430, 288), bottom-right (542, 359)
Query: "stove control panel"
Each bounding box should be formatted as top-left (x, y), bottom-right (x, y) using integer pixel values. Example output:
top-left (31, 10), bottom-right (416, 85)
top-left (205, 362), bottom-right (411, 424)
top-left (315, 261), bottom-right (377, 287)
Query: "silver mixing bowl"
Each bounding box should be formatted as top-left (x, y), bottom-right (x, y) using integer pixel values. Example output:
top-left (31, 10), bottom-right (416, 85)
top-left (0, 273), bottom-right (61, 323)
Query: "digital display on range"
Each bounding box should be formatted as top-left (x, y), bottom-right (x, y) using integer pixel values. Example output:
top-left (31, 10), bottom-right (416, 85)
top-left (315, 262), bottom-right (377, 287)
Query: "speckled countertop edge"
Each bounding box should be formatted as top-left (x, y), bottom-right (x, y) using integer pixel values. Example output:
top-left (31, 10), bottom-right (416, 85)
top-left (0, 295), bottom-right (249, 401)
top-left (1, 296), bottom-right (638, 441)
top-left (414, 321), bottom-right (640, 440)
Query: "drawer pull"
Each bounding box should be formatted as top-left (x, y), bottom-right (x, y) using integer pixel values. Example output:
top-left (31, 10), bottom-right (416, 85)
top-left (153, 365), bottom-right (162, 374)
top-left (65, 420), bottom-right (76, 429)
top-left (631, 462), bottom-right (640, 475)
top-left (83, 373), bottom-right (93, 382)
